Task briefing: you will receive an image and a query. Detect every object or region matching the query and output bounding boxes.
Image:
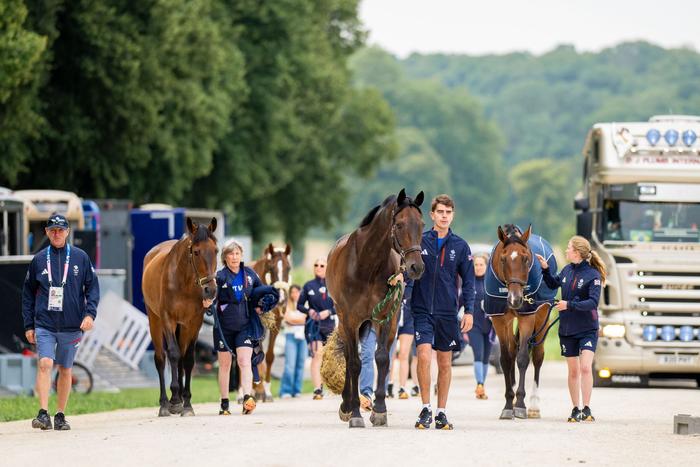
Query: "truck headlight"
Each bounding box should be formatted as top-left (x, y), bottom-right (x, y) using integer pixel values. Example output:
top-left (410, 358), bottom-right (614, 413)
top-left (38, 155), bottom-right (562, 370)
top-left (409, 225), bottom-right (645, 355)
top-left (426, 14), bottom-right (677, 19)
top-left (602, 324), bottom-right (626, 338)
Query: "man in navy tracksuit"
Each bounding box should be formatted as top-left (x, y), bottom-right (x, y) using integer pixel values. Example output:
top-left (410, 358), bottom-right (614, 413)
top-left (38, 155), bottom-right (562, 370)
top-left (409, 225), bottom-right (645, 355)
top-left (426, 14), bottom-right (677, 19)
top-left (412, 194), bottom-right (475, 430)
top-left (22, 214), bottom-right (100, 431)
top-left (537, 235), bottom-right (605, 423)
top-left (297, 258), bottom-right (335, 399)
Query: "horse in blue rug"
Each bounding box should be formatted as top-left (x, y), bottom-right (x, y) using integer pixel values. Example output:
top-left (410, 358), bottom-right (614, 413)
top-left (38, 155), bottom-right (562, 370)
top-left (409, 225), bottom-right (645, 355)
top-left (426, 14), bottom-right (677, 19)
top-left (484, 224), bottom-right (558, 420)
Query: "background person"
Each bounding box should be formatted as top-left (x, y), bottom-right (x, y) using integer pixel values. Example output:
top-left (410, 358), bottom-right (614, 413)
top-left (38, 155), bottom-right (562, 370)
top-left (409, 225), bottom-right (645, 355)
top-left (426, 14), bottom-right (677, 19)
top-left (279, 284), bottom-right (306, 398)
top-left (466, 253), bottom-right (492, 399)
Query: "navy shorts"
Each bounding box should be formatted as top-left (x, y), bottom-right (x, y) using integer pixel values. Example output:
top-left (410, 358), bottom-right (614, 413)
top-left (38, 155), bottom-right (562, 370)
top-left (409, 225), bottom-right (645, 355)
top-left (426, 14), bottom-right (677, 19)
top-left (413, 312), bottom-right (461, 352)
top-left (213, 326), bottom-right (254, 352)
top-left (559, 330), bottom-right (598, 357)
top-left (397, 305), bottom-right (414, 336)
top-left (35, 328), bottom-right (82, 368)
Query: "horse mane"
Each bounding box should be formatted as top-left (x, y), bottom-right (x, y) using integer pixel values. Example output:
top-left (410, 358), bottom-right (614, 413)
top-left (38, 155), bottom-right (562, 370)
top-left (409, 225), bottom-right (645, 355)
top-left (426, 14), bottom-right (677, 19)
top-left (358, 193), bottom-right (422, 229)
top-left (359, 205), bottom-right (382, 228)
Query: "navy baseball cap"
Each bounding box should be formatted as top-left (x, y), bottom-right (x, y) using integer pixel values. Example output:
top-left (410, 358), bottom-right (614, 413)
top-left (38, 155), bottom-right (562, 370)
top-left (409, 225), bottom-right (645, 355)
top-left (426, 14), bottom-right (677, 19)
top-left (46, 214), bottom-right (70, 230)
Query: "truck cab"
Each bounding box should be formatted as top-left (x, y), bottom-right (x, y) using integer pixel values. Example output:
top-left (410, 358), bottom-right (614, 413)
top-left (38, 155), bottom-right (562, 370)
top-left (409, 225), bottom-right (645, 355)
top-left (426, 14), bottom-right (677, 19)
top-left (575, 115), bottom-right (700, 386)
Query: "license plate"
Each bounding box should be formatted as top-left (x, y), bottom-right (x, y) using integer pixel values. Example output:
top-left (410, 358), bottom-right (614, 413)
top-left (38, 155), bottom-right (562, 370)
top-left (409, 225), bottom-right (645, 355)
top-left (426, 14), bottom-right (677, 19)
top-left (658, 355), bottom-right (697, 365)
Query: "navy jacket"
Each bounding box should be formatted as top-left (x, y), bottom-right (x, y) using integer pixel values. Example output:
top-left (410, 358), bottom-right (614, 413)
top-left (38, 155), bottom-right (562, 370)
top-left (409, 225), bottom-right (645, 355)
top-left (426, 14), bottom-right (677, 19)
top-left (215, 264), bottom-right (265, 339)
top-left (472, 275), bottom-right (492, 333)
top-left (22, 244), bottom-right (100, 333)
top-left (542, 261), bottom-right (602, 336)
top-left (411, 229), bottom-right (475, 316)
top-left (298, 276), bottom-right (335, 332)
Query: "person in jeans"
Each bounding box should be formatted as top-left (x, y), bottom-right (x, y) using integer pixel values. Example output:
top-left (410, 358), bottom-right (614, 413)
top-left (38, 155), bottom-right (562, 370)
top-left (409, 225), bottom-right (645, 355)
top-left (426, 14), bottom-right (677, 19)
top-left (279, 285), bottom-right (306, 398)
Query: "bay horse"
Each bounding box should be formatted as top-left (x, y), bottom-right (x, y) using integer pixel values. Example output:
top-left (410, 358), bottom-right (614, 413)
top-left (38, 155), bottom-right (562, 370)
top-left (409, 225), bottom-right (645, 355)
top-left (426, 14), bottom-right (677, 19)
top-left (142, 217), bottom-right (218, 417)
top-left (251, 243), bottom-right (292, 402)
top-left (485, 224), bottom-right (557, 420)
top-left (324, 189), bottom-right (425, 428)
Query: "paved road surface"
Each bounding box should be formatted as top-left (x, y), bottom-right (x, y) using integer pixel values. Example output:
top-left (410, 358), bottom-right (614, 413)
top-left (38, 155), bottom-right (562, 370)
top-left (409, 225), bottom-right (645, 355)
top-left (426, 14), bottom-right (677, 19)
top-left (2, 362), bottom-right (698, 466)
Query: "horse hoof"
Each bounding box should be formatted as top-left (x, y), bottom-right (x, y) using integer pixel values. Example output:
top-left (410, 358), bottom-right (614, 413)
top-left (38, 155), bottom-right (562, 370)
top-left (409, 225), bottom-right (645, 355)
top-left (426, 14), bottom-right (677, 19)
top-left (514, 407), bottom-right (528, 419)
top-left (158, 406), bottom-right (171, 417)
top-left (339, 407), bottom-right (352, 422)
top-left (370, 411), bottom-right (388, 427)
top-left (254, 391), bottom-right (266, 401)
top-left (169, 403), bottom-right (184, 415)
top-left (349, 417), bottom-right (365, 428)
top-left (264, 394), bottom-right (274, 403)
top-left (499, 409), bottom-right (514, 420)
top-left (527, 409), bottom-right (541, 419)
top-left (181, 407), bottom-right (195, 417)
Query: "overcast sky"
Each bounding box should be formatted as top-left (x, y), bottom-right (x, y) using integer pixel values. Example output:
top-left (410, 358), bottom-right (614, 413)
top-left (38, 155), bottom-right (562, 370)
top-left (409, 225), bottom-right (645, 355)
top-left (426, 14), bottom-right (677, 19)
top-left (360, 0), bottom-right (700, 57)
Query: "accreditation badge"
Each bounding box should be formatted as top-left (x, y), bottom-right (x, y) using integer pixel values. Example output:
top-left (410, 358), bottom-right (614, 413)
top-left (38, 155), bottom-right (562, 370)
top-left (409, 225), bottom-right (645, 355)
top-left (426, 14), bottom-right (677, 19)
top-left (48, 286), bottom-right (64, 311)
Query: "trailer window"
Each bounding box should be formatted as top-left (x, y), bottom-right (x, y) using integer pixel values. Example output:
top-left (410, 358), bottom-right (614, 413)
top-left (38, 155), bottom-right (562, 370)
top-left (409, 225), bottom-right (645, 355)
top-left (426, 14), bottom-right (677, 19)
top-left (603, 201), bottom-right (700, 242)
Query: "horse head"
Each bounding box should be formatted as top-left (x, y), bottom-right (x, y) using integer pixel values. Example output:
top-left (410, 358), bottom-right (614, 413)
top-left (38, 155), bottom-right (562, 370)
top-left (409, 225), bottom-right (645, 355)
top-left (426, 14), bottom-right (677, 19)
top-left (186, 217), bottom-right (218, 301)
top-left (261, 243), bottom-right (292, 306)
top-left (392, 188), bottom-right (425, 280)
top-left (496, 224), bottom-right (532, 310)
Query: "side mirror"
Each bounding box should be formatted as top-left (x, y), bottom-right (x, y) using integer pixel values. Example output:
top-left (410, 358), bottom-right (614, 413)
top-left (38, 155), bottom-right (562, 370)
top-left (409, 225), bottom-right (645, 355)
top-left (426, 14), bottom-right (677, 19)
top-left (576, 212), bottom-right (593, 240)
top-left (574, 198), bottom-right (589, 211)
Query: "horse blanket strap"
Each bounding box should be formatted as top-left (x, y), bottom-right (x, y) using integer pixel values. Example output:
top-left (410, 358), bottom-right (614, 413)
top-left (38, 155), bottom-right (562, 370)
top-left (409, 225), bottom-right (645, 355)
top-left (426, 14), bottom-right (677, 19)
top-left (484, 233), bottom-right (558, 316)
top-left (371, 273), bottom-right (404, 325)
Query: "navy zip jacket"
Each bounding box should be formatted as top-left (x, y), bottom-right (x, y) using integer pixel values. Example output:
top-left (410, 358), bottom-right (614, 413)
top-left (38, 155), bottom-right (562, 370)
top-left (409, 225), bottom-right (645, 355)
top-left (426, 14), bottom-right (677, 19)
top-left (472, 275), bottom-right (492, 333)
top-left (411, 229), bottom-right (475, 316)
top-left (215, 264), bottom-right (265, 339)
top-left (542, 261), bottom-right (602, 336)
top-left (22, 244), bottom-right (100, 333)
top-left (298, 276), bottom-right (335, 331)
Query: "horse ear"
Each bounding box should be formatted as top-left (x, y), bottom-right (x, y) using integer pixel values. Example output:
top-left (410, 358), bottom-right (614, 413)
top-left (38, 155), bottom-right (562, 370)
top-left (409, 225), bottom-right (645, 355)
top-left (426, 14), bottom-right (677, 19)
top-left (208, 217), bottom-right (217, 234)
top-left (186, 217), bottom-right (196, 235)
top-left (266, 243), bottom-right (274, 260)
top-left (285, 243), bottom-right (291, 256)
top-left (414, 191), bottom-right (424, 207)
top-left (521, 224), bottom-right (532, 243)
top-left (497, 225), bottom-right (506, 243)
top-left (397, 188), bottom-right (406, 205)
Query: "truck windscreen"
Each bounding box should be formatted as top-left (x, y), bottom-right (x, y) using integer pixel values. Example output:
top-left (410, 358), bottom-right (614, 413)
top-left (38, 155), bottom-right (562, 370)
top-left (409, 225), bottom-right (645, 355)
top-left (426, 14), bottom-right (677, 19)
top-left (603, 200), bottom-right (700, 242)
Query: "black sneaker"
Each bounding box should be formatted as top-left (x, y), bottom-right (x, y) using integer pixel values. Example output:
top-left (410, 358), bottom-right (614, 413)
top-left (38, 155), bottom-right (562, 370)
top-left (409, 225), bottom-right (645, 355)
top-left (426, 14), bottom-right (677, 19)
top-left (387, 383), bottom-right (394, 398)
top-left (219, 399), bottom-right (231, 415)
top-left (581, 406), bottom-right (595, 422)
top-left (568, 407), bottom-right (582, 423)
top-left (398, 388), bottom-right (409, 399)
top-left (434, 411), bottom-right (453, 430)
top-left (31, 409), bottom-right (52, 430)
top-left (54, 412), bottom-right (70, 431)
top-left (414, 407), bottom-right (432, 429)
top-left (410, 385), bottom-right (420, 397)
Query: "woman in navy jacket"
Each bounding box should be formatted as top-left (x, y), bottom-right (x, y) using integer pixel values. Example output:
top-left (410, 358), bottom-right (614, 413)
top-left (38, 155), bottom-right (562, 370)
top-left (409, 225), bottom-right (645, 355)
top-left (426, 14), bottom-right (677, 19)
top-left (536, 235), bottom-right (607, 423)
top-left (467, 253), bottom-right (492, 400)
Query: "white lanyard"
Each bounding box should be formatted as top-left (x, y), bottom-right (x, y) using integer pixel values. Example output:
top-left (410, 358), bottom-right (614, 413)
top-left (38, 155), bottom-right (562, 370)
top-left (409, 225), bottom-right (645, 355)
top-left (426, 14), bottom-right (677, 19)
top-left (46, 244), bottom-right (71, 287)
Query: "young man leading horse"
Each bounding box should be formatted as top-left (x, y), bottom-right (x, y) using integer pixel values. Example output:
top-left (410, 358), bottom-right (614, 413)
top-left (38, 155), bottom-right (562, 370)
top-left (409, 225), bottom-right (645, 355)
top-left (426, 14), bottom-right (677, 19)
top-left (411, 194), bottom-right (475, 430)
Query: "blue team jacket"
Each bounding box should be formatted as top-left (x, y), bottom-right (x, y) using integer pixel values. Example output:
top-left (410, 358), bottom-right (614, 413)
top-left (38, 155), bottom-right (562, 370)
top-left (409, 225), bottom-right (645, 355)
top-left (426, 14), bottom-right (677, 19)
top-left (472, 275), bottom-right (492, 333)
top-left (22, 244), bottom-right (100, 333)
top-left (410, 229), bottom-right (475, 316)
top-left (215, 264), bottom-right (266, 340)
top-left (542, 261), bottom-right (602, 336)
top-left (298, 276), bottom-right (335, 333)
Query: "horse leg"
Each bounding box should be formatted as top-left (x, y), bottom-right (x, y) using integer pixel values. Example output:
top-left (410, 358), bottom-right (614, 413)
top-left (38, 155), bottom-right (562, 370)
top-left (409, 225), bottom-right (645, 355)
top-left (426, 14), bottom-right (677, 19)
top-left (370, 323), bottom-right (393, 427)
top-left (262, 327), bottom-right (279, 402)
top-left (346, 325), bottom-right (364, 428)
top-left (165, 326), bottom-right (183, 414)
top-left (529, 304), bottom-right (548, 418)
top-left (493, 315), bottom-right (516, 420)
top-left (181, 336), bottom-right (197, 416)
top-left (149, 313), bottom-right (170, 417)
top-left (514, 314), bottom-right (536, 419)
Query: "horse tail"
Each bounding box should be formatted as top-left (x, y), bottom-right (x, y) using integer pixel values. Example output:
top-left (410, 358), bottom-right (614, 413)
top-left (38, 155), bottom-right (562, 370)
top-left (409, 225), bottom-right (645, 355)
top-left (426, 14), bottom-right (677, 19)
top-left (321, 328), bottom-right (346, 394)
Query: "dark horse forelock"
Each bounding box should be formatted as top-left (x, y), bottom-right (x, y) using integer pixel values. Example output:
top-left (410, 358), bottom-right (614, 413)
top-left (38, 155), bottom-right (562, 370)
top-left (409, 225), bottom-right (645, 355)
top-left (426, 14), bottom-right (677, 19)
top-left (191, 223), bottom-right (216, 243)
top-left (502, 224), bottom-right (525, 246)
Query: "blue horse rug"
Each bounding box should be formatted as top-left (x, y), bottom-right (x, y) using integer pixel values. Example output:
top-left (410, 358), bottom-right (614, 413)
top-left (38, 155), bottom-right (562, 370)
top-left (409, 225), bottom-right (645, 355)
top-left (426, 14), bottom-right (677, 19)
top-left (484, 233), bottom-right (557, 316)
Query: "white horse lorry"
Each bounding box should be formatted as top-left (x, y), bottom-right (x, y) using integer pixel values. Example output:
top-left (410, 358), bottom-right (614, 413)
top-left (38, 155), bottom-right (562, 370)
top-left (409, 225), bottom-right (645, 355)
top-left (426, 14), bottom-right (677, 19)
top-left (575, 115), bottom-right (700, 387)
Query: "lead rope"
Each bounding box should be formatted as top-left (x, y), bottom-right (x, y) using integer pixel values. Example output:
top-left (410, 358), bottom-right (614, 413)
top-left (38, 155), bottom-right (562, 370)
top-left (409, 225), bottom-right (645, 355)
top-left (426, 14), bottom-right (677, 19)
top-left (371, 272), bottom-right (405, 325)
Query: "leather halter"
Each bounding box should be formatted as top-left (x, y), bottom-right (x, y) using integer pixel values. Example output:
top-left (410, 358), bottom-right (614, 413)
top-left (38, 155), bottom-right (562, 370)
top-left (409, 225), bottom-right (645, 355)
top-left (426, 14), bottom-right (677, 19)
top-left (390, 203), bottom-right (422, 270)
top-left (188, 242), bottom-right (216, 288)
top-left (500, 236), bottom-right (532, 288)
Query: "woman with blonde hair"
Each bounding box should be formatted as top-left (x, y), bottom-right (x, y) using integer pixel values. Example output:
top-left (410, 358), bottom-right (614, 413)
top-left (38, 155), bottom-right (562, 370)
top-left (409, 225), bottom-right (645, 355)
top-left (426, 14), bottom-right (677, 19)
top-left (536, 235), bottom-right (607, 423)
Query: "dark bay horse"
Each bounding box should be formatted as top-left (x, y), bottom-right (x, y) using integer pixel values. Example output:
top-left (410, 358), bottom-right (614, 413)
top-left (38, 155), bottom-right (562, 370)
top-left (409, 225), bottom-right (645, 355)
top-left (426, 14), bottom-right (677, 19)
top-left (143, 217), bottom-right (218, 416)
top-left (486, 224), bottom-right (556, 420)
top-left (324, 189), bottom-right (425, 428)
top-left (251, 243), bottom-right (292, 402)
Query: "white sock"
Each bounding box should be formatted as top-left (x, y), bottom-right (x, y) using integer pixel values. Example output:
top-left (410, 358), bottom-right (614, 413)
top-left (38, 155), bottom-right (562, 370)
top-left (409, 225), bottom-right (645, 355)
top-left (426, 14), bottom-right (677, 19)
top-left (422, 403), bottom-right (431, 410)
top-left (437, 408), bottom-right (445, 415)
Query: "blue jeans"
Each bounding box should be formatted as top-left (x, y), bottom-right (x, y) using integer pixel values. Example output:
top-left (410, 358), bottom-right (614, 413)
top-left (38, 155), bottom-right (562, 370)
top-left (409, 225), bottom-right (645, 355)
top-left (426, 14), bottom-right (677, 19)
top-left (359, 327), bottom-right (396, 396)
top-left (279, 333), bottom-right (307, 396)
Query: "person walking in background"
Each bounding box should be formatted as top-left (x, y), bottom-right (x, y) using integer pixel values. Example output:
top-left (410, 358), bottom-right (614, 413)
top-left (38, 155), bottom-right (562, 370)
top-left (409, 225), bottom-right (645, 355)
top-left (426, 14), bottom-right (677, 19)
top-left (22, 213), bottom-right (100, 431)
top-left (393, 281), bottom-right (416, 399)
top-left (279, 284), bottom-right (306, 398)
top-left (536, 235), bottom-right (606, 423)
top-left (411, 194), bottom-right (475, 430)
top-left (298, 257), bottom-right (335, 400)
top-left (467, 253), bottom-right (492, 400)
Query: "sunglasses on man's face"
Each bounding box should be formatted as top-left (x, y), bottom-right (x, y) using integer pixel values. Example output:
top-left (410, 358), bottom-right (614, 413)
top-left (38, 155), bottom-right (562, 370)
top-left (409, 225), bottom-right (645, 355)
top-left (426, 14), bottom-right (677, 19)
top-left (314, 264), bottom-right (326, 268)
